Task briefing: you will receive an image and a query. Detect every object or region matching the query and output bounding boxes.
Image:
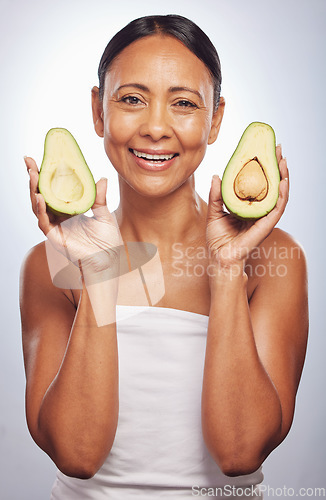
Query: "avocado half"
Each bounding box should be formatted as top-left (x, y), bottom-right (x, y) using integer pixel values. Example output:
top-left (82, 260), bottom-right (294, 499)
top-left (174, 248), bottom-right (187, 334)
top-left (221, 122), bottom-right (280, 219)
top-left (38, 128), bottom-right (96, 215)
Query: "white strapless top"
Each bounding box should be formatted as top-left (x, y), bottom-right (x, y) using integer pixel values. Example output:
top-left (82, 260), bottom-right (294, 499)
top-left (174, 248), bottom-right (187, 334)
top-left (51, 306), bottom-right (263, 499)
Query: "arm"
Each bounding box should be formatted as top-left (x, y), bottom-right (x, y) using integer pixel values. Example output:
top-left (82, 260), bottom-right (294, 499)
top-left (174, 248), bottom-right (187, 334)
top-left (20, 244), bottom-right (119, 479)
top-left (202, 232), bottom-right (308, 476)
top-left (21, 157), bottom-right (120, 479)
top-left (202, 148), bottom-right (308, 475)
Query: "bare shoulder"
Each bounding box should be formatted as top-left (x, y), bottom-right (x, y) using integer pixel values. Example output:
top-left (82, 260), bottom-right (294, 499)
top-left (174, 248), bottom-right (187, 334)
top-left (262, 227), bottom-right (306, 262)
top-left (20, 240), bottom-right (47, 276)
top-left (20, 241), bottom-right (53, 307)
top-left (20, 241), bottom-right (76, 307)
top-left (20, 241), bottom-right (49, 294)
top-left (246, 227), bottom-right (307, 291)
top-left (264, 227), bottom-right (306, 258)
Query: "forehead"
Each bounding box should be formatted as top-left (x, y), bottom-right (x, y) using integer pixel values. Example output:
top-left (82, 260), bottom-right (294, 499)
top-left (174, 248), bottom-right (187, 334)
top-left (104, 35), bottom-right (213, 99)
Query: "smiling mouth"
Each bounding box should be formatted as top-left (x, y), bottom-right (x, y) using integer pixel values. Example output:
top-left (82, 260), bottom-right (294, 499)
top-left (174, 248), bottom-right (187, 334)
top-left (130, 149), bottom-right (178, 162)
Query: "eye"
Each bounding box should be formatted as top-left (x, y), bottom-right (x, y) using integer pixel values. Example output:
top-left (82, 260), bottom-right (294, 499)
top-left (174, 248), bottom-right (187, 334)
top-left (175, 100), bottom-right (197, 108)
top-left (121, 95), bottom-right (143, 105)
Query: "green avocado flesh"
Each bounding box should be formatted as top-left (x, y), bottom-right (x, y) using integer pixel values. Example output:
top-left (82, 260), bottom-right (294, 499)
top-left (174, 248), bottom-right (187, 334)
top-left (221, 122), bottom-right (280, 219)
top-left (38, 128), bottom-right (96, 215)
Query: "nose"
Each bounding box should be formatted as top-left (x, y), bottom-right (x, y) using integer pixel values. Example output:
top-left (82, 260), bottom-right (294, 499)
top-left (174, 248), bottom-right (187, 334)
top-left (139, 102), bottom-right (173, 141)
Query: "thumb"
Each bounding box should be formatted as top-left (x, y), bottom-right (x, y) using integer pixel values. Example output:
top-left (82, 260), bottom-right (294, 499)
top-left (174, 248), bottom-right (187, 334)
top-left (207, 175), bottom-right (225, 221)
top-left (91, 177), bottom-right (111, 222)
top-left (92, 177), bottom-right (108, 209)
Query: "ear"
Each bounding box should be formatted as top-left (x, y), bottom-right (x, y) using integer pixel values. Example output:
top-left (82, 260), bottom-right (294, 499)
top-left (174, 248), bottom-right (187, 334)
top-left (91, 86), bottom-right (104, 138)
top-left (208, 96), bottom-right (225, 145)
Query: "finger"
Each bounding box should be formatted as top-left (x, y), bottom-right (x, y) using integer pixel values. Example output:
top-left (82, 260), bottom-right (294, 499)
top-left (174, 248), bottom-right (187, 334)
top-left (239, 178), bottom-right (289, 253)
top-left (92, 178), bottom-right (108, 209)
top-left (276, 144), bottom-right (282, 164)
top-left (279, 156), bottom-right (289, 183)
top-left (275, 145), bottom-right (289, 190)
top-left (273, 174), bottom-right (289, 215)
top-left (234, 216), bottom-right (276, 259)
top-left (257, 157), bottom-right (289, 228)
top-left (208, 175), bottom-right (222, 203)
top-left (207, 175), bottom-right (228, 221)
top-left (91, 178), bottom-right (113, 223)
top-left (24, 156), bottom-right (39, 174)
top-left (28, 168), bottom-right (39, 215)
top-left (272, 158), bottom-right (289, 215)
top-left (232, 169), bottom-right (289, 256)
top-left (35, 193), bottom-right (53, 235)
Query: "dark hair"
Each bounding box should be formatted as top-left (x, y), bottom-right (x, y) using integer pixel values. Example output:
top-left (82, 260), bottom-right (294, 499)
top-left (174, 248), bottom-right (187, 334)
top-left (97, 14), bottom-right (222, 110)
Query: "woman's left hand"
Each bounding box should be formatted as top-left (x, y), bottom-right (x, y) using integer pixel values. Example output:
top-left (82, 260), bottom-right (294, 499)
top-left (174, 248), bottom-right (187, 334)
top-left (206, 145), bottom-right (289, 269)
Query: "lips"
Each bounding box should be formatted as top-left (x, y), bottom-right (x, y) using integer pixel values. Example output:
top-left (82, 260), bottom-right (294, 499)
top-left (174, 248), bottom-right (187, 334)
top-left (130, 148), bottom-right (178, 160)
top-left (129, 148), bottom-right (179, 171)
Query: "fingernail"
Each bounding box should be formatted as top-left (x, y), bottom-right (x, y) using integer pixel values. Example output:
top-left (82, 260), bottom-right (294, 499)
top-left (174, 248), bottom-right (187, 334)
top-left (276, 143), bottom-right (282, 148)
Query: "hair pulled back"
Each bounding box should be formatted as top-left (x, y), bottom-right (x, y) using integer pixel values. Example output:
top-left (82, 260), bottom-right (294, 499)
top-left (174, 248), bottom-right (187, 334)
top-left (98, 14), bottom-right (222, 110)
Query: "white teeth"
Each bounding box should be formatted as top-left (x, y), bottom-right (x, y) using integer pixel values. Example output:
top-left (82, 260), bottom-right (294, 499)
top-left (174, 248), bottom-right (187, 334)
top-left (132, 149), bottom-right (175, 161)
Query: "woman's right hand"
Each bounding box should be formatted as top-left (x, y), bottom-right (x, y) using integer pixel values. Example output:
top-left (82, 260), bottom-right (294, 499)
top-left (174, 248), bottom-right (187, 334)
top-left (206, 145), bottom-right (289, 272)
top-left (24, 156), bottom-right (123, 278)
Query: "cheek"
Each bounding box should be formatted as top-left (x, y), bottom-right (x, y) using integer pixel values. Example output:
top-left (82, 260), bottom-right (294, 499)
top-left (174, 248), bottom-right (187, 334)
top-left (104, 110), bottom-right (136, 146)
top-left (186, 118), bottom-right (212, 177)
top-left (104, 118), bottom-right (122, 145)
top-left (176, 114), bottom-right (211, 151)
top-left (102, 114), bottom-right (126, 168)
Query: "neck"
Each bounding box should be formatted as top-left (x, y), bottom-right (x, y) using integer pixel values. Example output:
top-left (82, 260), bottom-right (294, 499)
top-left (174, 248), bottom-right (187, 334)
top-left (115, 175), bottom-right (207, 251)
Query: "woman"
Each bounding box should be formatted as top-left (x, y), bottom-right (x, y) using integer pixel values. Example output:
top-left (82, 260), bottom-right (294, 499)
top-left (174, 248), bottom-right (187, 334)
top-left (21, 14), bottom-right (308, 499)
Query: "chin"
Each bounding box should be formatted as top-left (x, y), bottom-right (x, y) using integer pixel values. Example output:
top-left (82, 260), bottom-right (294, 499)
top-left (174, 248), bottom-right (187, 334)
top-left (129, 178), bottom-right (189, 200)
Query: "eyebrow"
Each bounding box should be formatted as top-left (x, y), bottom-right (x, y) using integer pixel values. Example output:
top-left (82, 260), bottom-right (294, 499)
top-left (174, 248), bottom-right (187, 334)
top-left (116, 83), bottom-right (204, 101)
top-left (169, 86), bottom-right (203, 101)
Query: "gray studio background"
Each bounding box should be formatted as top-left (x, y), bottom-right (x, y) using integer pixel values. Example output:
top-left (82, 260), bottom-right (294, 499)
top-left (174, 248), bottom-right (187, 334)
top-left (1, 0), bottom-right (325, 498)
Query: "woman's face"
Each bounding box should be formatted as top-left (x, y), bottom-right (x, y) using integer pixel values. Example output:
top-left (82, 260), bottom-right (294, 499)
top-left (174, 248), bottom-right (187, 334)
top-left (92, 35), bottom-right (224, 198)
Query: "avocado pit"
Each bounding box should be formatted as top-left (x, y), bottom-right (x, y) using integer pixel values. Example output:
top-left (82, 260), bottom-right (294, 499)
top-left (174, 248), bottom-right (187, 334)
top-left (233, 157), bottom-right (268, 202)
